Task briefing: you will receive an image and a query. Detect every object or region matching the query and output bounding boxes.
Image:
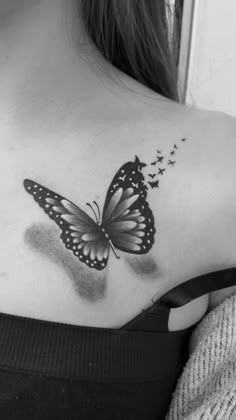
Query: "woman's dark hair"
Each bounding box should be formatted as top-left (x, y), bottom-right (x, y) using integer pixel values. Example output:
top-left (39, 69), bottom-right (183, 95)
top-left (77, 0), bottom-right (182, 102)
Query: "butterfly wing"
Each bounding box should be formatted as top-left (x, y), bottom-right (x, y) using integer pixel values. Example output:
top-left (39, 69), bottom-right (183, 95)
top-left (101, 156), bottom-right (155, 254)
top-left (23, 179), bottom-right (109, 270)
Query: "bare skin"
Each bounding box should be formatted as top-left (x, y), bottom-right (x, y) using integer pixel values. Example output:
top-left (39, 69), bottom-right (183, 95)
top-left (1, 0), bottom-right (236, 330)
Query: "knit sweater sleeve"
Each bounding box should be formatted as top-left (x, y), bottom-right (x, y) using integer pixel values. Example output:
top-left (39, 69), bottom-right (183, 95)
top-left (166, 292), bottom-right (236, 420)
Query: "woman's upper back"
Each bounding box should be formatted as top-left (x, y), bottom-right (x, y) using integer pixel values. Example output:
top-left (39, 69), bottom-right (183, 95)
top-left (1, 94), bottom-right (236, 331)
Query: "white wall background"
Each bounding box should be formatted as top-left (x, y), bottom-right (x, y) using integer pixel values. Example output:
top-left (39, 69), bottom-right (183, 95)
top-left (179, 0), bottom-right (236, 117)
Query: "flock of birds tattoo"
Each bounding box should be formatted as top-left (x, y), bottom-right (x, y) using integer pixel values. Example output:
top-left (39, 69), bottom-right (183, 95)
top-left (24, 138), bottom-right (187, 271)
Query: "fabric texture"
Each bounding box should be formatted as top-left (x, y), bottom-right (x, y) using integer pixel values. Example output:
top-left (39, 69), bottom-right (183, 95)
top-left (0, 268), bottom-right (236, 419)
top-left (0, 310), bottom-right (192, 420)
top-left (166, 292), bottom-right (236, 420)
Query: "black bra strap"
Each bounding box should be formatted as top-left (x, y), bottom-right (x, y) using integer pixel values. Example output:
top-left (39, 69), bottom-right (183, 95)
top-left (121, 266), bottom-right (236, 332)
top-left (160, 266), bottom-right (236, 308)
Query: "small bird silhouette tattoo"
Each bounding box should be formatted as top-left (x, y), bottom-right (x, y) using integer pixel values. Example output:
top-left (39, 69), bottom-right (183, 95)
top-left (167, 160), bottom-right (176, 166)
top-left (148, 180), bottom-right (159, 188)
top-left (158, 168), bottom-right (166, 175)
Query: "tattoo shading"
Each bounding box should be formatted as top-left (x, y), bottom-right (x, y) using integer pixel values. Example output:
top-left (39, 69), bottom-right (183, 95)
top-left (23, 137), bottom-right (188, 271)
top-left (23, 156), bottom-right (155, 271)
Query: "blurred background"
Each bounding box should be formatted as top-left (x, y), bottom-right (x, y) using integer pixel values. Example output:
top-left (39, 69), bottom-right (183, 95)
top-left (175, 0), bottom-right (236, 117)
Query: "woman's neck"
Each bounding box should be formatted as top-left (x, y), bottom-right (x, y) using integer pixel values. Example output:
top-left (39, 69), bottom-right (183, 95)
top-left (0, 0), bottom-right (175, 142)
top-left (1, 1), bottom-right (117, 129)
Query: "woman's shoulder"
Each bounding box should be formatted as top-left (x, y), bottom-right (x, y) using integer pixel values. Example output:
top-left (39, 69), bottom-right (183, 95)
top-left (192, 107), bottom-right (236, 145)
top-left (182, 106), bottom-right (236, 309)
top-left (145, 104), bottom-right (236, 314)
top-left (197, 108), bottom-right (236, 308)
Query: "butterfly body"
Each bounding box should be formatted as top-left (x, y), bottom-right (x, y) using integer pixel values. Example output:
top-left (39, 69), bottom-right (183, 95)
top-left (24, 157), bottom-right (155, 271)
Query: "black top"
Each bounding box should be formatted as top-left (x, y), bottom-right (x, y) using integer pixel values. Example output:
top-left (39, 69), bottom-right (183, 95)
top-left (0, 267), bottom-right (236, 420)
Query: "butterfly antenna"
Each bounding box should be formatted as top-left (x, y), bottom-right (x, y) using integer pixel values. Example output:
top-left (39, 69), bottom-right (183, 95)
top-left (93, 201), bottom-right (101, 224)
top-left (86, 202), bottom-right (99, 223)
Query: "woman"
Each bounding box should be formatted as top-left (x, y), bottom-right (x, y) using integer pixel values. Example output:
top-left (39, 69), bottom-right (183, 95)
top-left (1, 1), bottom-right (236, 419)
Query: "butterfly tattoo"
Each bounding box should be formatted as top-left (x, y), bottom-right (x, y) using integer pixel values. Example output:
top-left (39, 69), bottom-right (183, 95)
top-left (24, 156), bottom-right (156, 271)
